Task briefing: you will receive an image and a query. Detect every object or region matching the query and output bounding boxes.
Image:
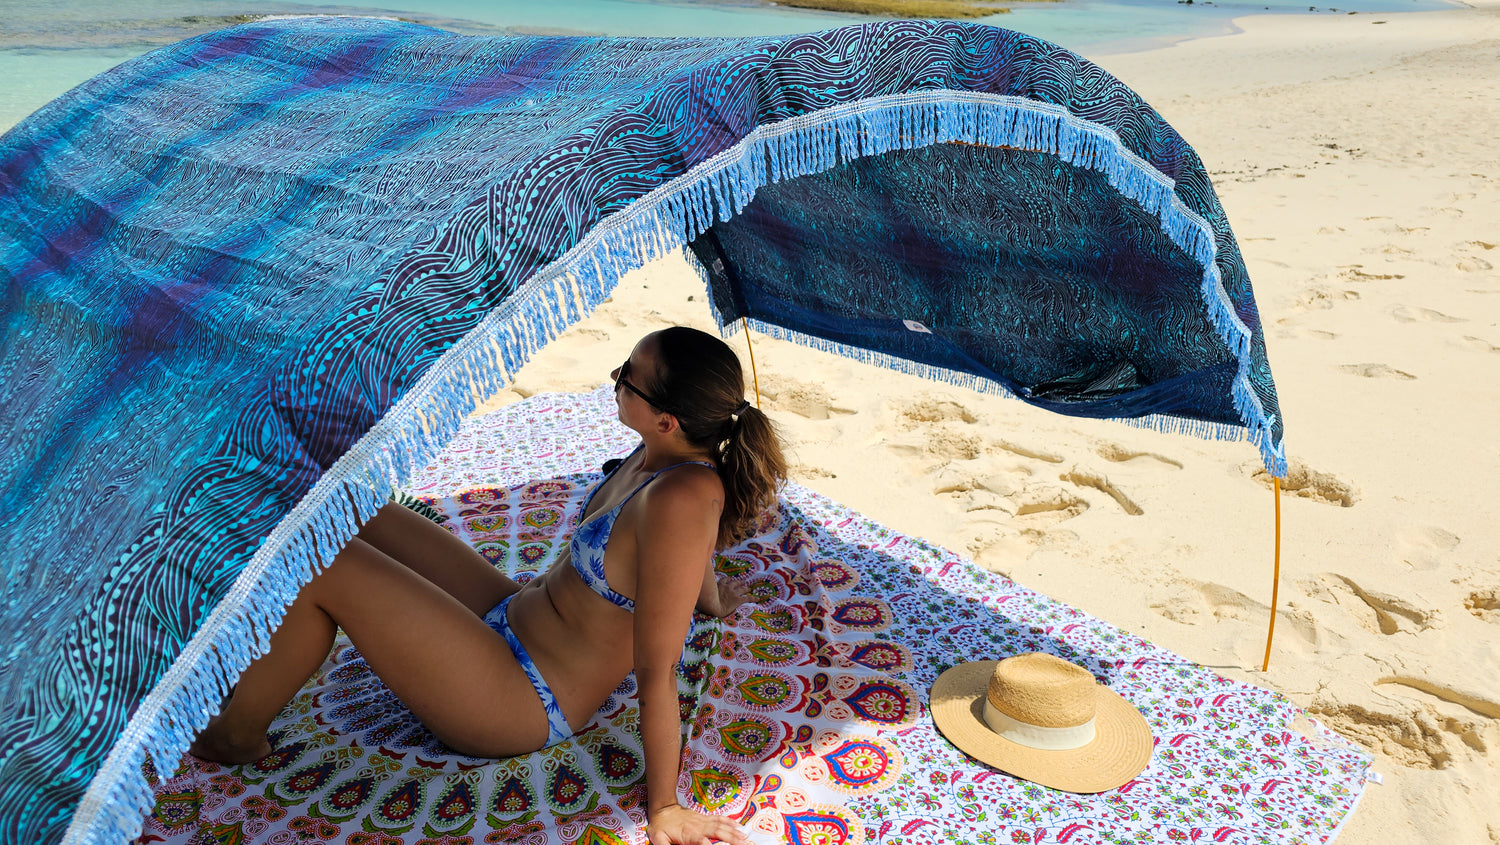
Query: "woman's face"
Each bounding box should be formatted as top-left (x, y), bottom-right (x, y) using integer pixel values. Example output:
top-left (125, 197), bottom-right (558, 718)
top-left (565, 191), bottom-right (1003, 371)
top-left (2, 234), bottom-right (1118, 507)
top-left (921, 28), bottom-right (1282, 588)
top-left (611, 334), bottom-right (665, 429)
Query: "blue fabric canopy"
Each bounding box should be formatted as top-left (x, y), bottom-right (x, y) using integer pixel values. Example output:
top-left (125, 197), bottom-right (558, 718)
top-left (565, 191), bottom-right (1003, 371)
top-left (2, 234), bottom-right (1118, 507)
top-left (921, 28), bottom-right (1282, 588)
top-left (0, 17), bottom-right (1284, 845)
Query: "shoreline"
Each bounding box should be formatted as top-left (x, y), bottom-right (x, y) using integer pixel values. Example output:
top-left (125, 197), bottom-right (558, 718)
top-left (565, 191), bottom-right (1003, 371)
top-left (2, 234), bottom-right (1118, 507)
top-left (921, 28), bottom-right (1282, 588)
top-left (0, 0), bottom-right (1464, 135)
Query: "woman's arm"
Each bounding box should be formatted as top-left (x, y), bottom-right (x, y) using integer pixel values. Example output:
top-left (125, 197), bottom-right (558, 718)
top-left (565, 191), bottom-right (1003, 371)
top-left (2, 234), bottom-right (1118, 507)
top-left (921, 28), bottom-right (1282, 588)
top-left (632, 471), bottom-right (749, 845)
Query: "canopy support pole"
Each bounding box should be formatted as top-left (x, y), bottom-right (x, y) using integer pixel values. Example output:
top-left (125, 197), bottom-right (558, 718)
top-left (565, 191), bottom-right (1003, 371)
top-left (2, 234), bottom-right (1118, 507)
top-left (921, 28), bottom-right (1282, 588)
top-left (1261, 477), bottom-right (1282, 671)
top-left (743, 316), bottom-right (762, 408)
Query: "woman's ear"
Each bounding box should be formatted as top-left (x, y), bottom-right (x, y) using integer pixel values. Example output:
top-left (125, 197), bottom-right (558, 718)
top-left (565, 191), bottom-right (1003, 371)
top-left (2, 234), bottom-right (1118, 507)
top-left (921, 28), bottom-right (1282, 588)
top-left (656, 413), bottom-right (680, 437)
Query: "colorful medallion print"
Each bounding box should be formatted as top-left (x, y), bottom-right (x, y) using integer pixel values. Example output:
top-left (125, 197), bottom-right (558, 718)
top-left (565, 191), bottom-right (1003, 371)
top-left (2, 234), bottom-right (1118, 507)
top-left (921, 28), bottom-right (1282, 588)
top-left (138, 391), bottom-right (1367, 844)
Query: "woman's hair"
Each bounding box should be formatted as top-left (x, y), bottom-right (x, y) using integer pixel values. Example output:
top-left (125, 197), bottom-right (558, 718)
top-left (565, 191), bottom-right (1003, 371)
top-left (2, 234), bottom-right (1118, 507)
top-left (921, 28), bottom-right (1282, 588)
top-left (646, 326), bottom-right (787, 549)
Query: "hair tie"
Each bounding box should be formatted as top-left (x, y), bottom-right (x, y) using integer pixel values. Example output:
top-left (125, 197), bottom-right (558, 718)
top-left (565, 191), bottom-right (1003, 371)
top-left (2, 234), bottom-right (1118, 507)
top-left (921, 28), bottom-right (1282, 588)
top-left (736, 399), bottom-right (752, 415)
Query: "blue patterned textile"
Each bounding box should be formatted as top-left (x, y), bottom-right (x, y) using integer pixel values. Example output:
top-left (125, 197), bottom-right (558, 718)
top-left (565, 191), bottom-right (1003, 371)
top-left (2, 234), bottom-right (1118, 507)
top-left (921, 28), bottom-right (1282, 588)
top-left (0, 17), bottom-right (1284, 845)
top-left (481, 595), bottom-right (574, 748)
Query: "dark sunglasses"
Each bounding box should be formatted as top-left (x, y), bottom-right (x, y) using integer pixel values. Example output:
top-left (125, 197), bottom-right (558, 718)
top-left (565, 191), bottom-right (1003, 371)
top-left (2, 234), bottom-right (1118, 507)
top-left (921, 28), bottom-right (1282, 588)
top-left (615, 358), bottom-right (671, 413)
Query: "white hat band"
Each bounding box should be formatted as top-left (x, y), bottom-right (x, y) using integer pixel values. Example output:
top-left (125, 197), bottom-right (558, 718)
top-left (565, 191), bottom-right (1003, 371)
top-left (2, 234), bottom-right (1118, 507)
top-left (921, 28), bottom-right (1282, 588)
top-left (983, 700), bottom-right (1097, 750)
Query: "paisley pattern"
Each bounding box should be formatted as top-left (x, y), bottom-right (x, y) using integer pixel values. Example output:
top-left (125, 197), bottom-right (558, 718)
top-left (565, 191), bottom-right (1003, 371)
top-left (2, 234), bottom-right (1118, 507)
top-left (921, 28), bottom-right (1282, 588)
top-left (138, 391), bottom-right (1364, 845)
top-left (2, 18), bottom-right (1283, 843)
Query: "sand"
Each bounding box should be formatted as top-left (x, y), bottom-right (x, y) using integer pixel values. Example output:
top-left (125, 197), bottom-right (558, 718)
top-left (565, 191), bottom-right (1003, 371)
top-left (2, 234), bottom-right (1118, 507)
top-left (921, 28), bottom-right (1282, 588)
top-left (477, 4), bottom-right (1500, 840)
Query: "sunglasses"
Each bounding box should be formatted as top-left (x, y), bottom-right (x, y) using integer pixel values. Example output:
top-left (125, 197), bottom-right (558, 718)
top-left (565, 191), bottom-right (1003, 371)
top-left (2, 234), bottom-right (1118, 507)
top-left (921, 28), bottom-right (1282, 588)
top-left (614, 358), bottom-right (671, 413)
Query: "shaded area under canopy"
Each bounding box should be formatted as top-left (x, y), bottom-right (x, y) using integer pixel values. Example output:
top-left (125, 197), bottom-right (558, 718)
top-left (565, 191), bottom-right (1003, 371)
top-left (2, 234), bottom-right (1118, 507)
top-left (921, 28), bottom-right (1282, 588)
top-left (692, 142), bottom-right (1239, 424)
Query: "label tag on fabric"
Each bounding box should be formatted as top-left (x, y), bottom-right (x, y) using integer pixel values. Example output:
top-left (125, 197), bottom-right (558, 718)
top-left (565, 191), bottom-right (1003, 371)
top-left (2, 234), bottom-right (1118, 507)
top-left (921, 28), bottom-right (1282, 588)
top-left (1365, 770), bottom-right (1384, 785)
top-left (903, 320), bottom-right (932, 334)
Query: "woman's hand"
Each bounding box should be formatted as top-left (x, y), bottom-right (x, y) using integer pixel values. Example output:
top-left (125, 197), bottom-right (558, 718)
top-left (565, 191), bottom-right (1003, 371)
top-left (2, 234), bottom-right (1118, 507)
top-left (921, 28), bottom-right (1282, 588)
top-left (698, 575), bottom-right (754, 619)
top-left (647, 803), bottom-right (750, 845)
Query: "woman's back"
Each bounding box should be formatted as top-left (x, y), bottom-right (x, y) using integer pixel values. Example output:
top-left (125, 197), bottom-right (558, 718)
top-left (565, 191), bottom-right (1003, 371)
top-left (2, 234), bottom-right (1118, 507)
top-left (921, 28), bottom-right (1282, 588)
top-left (507, 450), bottom-right (723, 733)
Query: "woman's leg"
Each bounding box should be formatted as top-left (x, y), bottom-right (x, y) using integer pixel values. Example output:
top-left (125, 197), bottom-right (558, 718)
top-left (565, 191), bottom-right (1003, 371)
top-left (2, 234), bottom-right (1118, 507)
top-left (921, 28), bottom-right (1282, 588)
top-left (190, 536), bottom-right (550, 763)
top-left (356, 502), bottom-right (522, 615)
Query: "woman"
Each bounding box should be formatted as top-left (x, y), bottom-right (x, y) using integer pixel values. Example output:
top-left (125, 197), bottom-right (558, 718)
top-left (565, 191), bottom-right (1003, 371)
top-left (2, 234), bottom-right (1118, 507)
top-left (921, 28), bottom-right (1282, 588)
top-left (190, 326), bottom-right (785, 845)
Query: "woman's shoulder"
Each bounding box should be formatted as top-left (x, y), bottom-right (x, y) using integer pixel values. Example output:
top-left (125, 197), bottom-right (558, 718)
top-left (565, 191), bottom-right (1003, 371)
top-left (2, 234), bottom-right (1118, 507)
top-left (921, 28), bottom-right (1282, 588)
top-left (641, 462), bottom-right (723, 514)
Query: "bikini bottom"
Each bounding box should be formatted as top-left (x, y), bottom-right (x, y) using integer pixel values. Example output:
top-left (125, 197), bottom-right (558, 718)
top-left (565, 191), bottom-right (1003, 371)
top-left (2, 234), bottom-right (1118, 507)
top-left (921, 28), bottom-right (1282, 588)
top-left (482, 595), bottom-right (574, 748)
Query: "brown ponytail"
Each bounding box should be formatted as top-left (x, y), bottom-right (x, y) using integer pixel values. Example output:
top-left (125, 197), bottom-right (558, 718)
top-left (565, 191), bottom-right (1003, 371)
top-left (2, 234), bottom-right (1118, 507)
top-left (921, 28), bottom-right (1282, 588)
top-left (647, 327), bottom-right (787, 549)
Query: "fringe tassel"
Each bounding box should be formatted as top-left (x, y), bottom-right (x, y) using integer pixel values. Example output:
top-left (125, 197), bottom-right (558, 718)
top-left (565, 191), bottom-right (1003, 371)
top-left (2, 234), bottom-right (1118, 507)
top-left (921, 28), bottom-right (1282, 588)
top-left (67, 87), bottom-right (1285, 845)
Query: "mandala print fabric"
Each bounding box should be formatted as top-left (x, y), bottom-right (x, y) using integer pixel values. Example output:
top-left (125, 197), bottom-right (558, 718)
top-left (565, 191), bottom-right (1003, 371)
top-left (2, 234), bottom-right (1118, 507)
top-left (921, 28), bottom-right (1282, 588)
top-left (2, 17), bottom-right (1287, 844)
top-left (139, 391), bottom-right (1366, 845)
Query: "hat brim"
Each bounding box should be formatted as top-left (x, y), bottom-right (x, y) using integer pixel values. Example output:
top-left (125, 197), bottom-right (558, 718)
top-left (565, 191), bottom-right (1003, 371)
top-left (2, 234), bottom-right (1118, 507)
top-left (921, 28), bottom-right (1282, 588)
top-left (929, 660), bottom-right (1153, 794)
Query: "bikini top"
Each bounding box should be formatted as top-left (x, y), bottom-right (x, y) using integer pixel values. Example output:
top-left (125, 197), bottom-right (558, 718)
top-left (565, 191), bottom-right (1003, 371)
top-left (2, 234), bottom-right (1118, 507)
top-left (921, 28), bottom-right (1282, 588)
top-left (570, 445), bottom-right (716, 613)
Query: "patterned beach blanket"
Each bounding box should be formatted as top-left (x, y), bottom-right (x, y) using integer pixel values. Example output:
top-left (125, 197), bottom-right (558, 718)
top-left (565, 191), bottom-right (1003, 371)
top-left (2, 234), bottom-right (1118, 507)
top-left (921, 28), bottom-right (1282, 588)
top-left (137, 391), bottom-right (1366, 845)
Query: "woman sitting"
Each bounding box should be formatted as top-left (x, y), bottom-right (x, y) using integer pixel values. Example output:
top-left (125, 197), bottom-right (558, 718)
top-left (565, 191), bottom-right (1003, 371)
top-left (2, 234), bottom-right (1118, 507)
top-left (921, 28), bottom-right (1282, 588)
top-left (191, 326), bottom-right (786, 845)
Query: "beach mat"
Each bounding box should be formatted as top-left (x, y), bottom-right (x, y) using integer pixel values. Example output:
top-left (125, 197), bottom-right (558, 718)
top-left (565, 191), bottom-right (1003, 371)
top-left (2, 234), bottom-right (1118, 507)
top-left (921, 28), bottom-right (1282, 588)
top-left (136, 389), bottom-right (1367, 844)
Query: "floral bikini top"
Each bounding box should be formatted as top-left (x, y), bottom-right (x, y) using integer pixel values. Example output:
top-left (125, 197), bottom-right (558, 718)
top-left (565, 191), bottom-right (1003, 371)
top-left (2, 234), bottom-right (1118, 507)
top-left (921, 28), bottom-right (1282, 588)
top-left (569, 445), bottom-right (715, 613)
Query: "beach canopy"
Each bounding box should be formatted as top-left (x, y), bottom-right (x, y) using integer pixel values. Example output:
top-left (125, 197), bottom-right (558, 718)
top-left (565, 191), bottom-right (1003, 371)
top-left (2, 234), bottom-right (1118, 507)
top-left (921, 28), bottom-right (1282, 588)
top-left (0, 17), bottom-right (1283, 845)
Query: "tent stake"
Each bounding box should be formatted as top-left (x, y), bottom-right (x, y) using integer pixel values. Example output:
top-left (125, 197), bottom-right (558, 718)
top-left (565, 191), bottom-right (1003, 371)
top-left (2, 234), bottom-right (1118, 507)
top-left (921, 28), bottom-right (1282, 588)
top-left (1261, 476), bottom-right (1282, 671)
top-left (742, 316), bottom-right (762, 407)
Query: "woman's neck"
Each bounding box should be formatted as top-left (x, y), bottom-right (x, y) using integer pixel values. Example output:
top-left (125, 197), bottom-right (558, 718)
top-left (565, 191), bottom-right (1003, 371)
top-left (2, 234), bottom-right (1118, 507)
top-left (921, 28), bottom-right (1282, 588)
top-left (635, 435), bottom-right (713, 472)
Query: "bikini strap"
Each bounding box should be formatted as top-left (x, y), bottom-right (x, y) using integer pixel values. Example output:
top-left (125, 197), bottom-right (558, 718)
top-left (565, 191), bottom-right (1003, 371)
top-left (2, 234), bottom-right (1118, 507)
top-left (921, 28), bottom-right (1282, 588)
top-left (619, 458), bottom-right (716, 502)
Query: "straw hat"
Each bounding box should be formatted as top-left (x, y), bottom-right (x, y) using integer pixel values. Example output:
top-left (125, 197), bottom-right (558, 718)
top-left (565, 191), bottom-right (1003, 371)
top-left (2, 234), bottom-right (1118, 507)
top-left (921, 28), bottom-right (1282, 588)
top-left (929, 652), bottom-right (1152, 793)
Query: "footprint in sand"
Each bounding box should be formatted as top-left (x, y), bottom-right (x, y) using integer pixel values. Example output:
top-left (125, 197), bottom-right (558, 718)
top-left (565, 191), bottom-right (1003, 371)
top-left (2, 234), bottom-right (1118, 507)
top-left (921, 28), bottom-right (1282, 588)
top-left (1093, 441), bottom-right (1183, 469)
top-left (788, 462), bottom-right (837, 481)
top-left (892, 395), bottom-right (977, 427)
top-left (1342, 267), bottom-right (1406, 281)
top-left (1274, 325), bottom-right (1340, 341)
top-left (930, 462), bottom-right (1029, 521)
top-left (1010, 482), bottom-right (1088, 521)
top-left (992, 440), bottom-right (1063, 463)
top-left (1059, 468), bottom-right (1143, 515)
top-left (1391, 305), bottom-right (1466, 323)
top-left (1394, 524), bottom-right (1460, 571)
top-left (1464, 588), bottom-right (1500, 623)
top-left (956, 474), bottom-right (1093, 570)
top-left (1466, 240), bottom-right (1496, 251)
top-left (1251, 460), bottom-right (1358, 507)
top-left (1337, 362), bottom-right (1416, 380)
top-left (928, 431), bottom-right (984, 461)
top-left (1310, 694), bottom-right (1496, 769)
top-left (931, 461), bottom-right (1024, 498)
top-left (965, 526), bottom-right (1052, 571)
top-left (1148, 579), bottom-right (1320, 647)
top-left (882, 397), bottom-right (986, 470)
top-left (1291, 287), bottom-right (1361, 311)
top-left (1315, 573), bottom-right (1440, 635)
top-left (884, 432), bottom-right (983, 465)
top-left (1456, 256), bottom-right (1493, 273)
top-left (1458, 336), bottom-right (1500, 353)
top-left (1377, 677), bottom-right (1500, 720)
top-left (760, 377), bottom-right (856, 420)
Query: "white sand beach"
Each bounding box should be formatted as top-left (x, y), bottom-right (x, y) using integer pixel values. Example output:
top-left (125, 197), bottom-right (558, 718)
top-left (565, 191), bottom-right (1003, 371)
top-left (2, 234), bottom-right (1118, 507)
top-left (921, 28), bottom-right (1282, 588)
top-left (482, 5), bottom-right (1500, 841)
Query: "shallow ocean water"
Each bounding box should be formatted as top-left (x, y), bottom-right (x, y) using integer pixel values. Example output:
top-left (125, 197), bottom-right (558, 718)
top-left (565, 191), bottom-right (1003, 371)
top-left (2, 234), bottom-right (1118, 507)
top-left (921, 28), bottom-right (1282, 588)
top-left (0, 0), bottom-right (1452, 133)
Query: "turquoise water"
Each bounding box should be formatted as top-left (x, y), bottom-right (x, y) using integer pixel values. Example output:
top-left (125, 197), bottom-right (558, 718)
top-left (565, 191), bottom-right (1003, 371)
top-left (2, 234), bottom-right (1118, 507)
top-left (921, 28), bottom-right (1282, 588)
top-left (0, 0), bottom-right (1452, 133)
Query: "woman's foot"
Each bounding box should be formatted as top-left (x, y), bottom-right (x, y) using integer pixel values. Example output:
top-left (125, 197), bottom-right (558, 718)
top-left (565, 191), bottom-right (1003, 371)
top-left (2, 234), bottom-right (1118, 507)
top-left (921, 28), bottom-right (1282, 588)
top-left (189, 714), bottom-right (272, 764)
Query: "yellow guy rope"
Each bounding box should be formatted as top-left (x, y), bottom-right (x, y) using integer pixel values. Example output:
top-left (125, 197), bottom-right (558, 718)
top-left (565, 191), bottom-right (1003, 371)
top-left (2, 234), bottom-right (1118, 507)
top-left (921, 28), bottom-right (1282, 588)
top-left (742, 316), bottom-right (761, 408)
top-left (1261, 476), bottom-right (1282, 672)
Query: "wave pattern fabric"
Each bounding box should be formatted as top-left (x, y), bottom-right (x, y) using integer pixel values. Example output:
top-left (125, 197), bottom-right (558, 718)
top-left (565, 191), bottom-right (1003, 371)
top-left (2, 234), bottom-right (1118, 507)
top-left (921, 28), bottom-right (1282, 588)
top-left (692, 143), bottom-right (1241, 423)
top-left (136, 391), bottom-right (1363, 845)
top-left (0, 18), bottom-right (1285, 845)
